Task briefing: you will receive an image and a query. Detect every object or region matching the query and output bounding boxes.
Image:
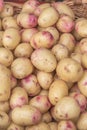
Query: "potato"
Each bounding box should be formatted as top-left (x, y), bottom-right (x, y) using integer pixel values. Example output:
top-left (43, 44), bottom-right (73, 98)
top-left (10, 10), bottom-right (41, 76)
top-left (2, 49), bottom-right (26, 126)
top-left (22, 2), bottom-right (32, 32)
top-left (30, 31), bottom-right (55, 49)
top-left (69, 92), bottom-right (87, 112)
top-left (17, 13), bottom-right (38, 29)
top-left (41, 112), bottom-right (52, 123)
top-left (58, 120), bottom-right (76, 130)
top-left (0, 19), bottom-right (2, 30)
top-left (78, 71), bottom-right (87, 97)
top-left (14, 43), bottom-right (33, 58)
top-left (37, 71), bottom-right (53, 90)
top-left (7, 123), bottom-right (24, 130)
top-left (0, 111), bottom-right (10, 128)
top-left (11, 75), bottom-right (17, 89)
top-left (0, 64), bottom-right (11, 101)
top-left (21, 28), bottom-right (38, 43)
top-left (52, 44), bottom-right (69, 61)
top-left (70, 53), bottom-right (82, 64)
top-left (29, 95), bottom-right (51, 113)
top-left (52, 2), bottom-right (75, 19)
top-left (31, 48), bottom-right (57, 72)
top-left (72, 29), bottom-right (82, 41)
top-left (38, 7), bottom-right (59, 27)
top-left (50, 107), bottom-right (59, 121)
top-left (74, 44), bottom-right (81, 54)
top-left (21, 0), bottom-right (40, 13)
top-left (56, 15), bottom-right (75, 33)
top-left (48, 79), bottom-right (68, 105)
top-left (39, 90), bottom-right (48, 96)
top-left (77, 112), bottom-right (87, 130)
top-left (81, 53), bottom-right (87, 68)
top-left (34, 3), bottom-right (51, 16)
top-left (11, 58), bottom-right (34, 79)
top-left (70, 84), bottom-right (80, 93)
top-left (2, 28), bottom-right (21, 50)
top-left (0, 31), bottom-right (3, 47)
top-left (0, 101), bottom-right (10, 113)
top-left (54, 97), bottom-right (80, 120)
top-left (10, 87), bottom-right (28, 109)
top-left (0, 0), bottom-right (3, 13)
top-left (48, 122), bottom-right (58, 130)
top-left (58, 33), bottom-right (75, 52)
top-left (11, 105), bottom-right (42, 126)
top-left (56, 58), bottom-right (83, 83)
top-left (0, 47), bottom-right (13, 66)
top-left (21, 74), bottom-right (41, 96)
top-left (79, 38), bottom-right (87, 54)
top-left (75, 18), bottom-right (87, 38)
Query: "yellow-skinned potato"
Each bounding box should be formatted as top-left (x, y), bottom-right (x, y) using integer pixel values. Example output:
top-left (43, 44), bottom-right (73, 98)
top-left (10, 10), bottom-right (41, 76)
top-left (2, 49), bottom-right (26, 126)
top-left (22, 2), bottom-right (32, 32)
top-left (14, 43), bottom-right (33, 58)
top-left (0, 101), bottom-right (10, 113)
top-left (38, 7), bottom-right (59, 27)
top-left (79, 38), bottom-right (87, 54)
top-left (0, 47), bottom-right (13, 67)
top-left (0, 31), bottom-right (3, 47)
top-left (58, 120), bottom-right (76, 130)
top-left (56, 58), bottom-right (83, 83)
top-left (74, 44), bottom-right (81, 54)
top-left (39, 90), bottom-right (48, 96)
top-left (41, 112), bottom-right (52, 123)
top-left (2, 28), bottom-right (21, 50)
top-left (70, 53), bottom-right (82, 64)
top-left (0, 19), bottom-right (2, 30)
top-left (11, 58), bottom-right (34, 79)
top-left (31, 48), bottom-right (57, 72)
top-left (52, 44), bottom-right (69, 61)
top-left (11, 105), bottom-right (42, 126)
top-left (48, 122), bottom-right (58, 130)
top-left (11, 75), bottom-right (17, 89)
top-left (37, 71), bottom-right (53, 90)
top-left (7, 123), bottom-right (24, 130)
top-left (48, 79), bottom-right (68, 105)
top-left (54, 97), bottom-right (80, 120)
top-left (50, 107), bottom-right (59, 121)
top-left (82, 53), bottom-right (87, 68)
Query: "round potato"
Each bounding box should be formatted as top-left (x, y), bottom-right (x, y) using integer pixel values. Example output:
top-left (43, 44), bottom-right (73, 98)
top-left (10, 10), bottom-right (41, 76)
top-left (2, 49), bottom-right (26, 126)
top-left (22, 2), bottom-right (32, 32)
top-left (38, 7), bottom-right (59, 27)
top-left (56, 58), bottom-right (83, 82)
top-left (14, 43), bottom-right (33, 58)
top-left (37, 71), bottom-right (53, 90)
top-left (31, 48), bottom-right (57, 72)
top-left (48, 122), bottom-right (58, 130)
top-left (48, 79), bottom-right (68, 105)
top-left (7, 123), bottom-right (24, 130)
top-left (21, 74), bottom-right (41, 96)
top-left (2, 28), bottom-right (21, 50)
top-left (54, 97), bottom-right (80, 120)
top-left (0, 47), bottom-right (13, 66)
top-left (11, 58), bottom-right (34, 79)
top-left (41, 112), bottom-right (52, 123)
top-left (11, 105), bottom-right (42, 126)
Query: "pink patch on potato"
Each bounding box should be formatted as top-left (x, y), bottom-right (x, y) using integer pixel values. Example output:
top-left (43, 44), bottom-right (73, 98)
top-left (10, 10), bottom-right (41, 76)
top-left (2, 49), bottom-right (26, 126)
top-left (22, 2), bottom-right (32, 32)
top-left (32, 110), bottom-right (42, 124)
top-left (28, 14), bottom-right (38, 28)
top-left (66, 121), bottom-right (73, 129)
top-left (28, 0), bottom-right (40, 9)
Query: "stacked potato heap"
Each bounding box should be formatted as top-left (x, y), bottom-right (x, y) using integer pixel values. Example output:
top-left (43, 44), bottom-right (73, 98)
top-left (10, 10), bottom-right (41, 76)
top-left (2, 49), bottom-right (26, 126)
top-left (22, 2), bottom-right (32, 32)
top-left (0, 0), bottom-right (87, 130)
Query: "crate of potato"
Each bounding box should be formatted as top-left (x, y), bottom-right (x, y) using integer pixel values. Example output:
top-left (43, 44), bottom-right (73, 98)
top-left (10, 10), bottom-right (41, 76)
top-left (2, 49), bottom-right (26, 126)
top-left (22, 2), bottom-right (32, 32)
top-left (0, 0), bottom-right (87, 130)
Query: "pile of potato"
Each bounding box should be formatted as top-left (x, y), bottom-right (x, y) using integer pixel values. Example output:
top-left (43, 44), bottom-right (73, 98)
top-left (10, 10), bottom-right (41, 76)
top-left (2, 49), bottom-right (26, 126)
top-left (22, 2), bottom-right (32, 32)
top-left (0, 0), bottom-right (87, 129)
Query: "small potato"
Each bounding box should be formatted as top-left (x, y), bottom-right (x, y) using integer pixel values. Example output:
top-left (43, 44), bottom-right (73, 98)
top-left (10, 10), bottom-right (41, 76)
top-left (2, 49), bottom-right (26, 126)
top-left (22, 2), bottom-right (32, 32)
top-left (11, 58), bottom-right (34, 79)
top-left (0, 101), bottom-right (10, 113)
top-left (11, 75), bottom-right (17, 89)
top-left (48, 79), bottom-right (68, 105)
top-left (10, 87), bottom-right (28, 109)
top-left (56, 15), bottom-right (75, 33)
top-left (29, 95), bottom-right (51, 113)
top-left (56, 58), bottom-right (83, 83)
top-left (21, 74), bottom-right (41, 96)
top-left (31, 48), bottom-right (57, 72)
top-left (21, 0), bottom-right (40, 13)
top-left (52, 2), bottom-right (75, 19)
top-left (30, 31), bottom-right (55, 49)
top-left (77, 112), bottom-right (87, 130)
top-left (2, 28), bottom-right (21, 50)
top-left (21, 28), bottom-right (38, 43)
top-left (0, 47), bottom-right (13, 66)
top-left (58, 120), bottom-right (76, 130)
top-left (38, 7), bottom-right (59, 27)
top-left (70, 53), bottom-right (82, 64)
top-left (82, 53), bottom-right (87, 68)
top-left (39, 90), bottom-right (48, 96)
top-left (79, 38), bottom-right (87, 54)
top-left (54, 97), bottom-right (80, 120)
top-left (41, 112), bottom-right (52, 123)
top-left (0, 111), bottom-right (10, 128)
top-left (2, 16), bottom-right (19, 30)
top-left (0, 4), bottom-right (14, 18)
top-left (75, 18), bottom-right (87, 38)
top-left (14, 43), bottom-right (33, 58)
top-left (0, 31), bottom-right (3, 47)
top-left (72, 29), bottom-right (82, 41)
top-left (69, 92), bottom-right (87, 112)
top-left (78, 71), bottom-right (87, 97)
top-left (17, 13), bottom-right (38, 29)
top-left (11, 105), bottom-right (42, 126)
top-left (34, 3), bottom-right (51, 16)
top-left (48, 122), bottom-right (58, 130)
top-left (52, 44), bottom-right (69, 61)
top-left (7, 123), bottom-right (24, 130)
top-left (58, 33), bottom-right (75, 52)
top-left (37, 71), bottom-right (53, 90)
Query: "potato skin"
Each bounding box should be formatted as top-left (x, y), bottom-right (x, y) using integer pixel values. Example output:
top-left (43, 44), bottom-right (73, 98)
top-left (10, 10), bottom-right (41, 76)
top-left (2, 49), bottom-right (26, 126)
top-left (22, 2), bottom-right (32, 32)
top-left (31, 48), bottom-right (57, 72)
top-left (0, 101), bottom-right (10, 113)
top-left (41, 112), bottom-right (52, 123)
top-left (48, 122), bottom-right (58, 130)
top-left (56, 58), bottom-right (83, 83)
top-left (38, 7), bottom-right (59, 27)
top-left (11, 105), bottom-right (42, 126)
top-left (7, 123), bottom-right (24, 130)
